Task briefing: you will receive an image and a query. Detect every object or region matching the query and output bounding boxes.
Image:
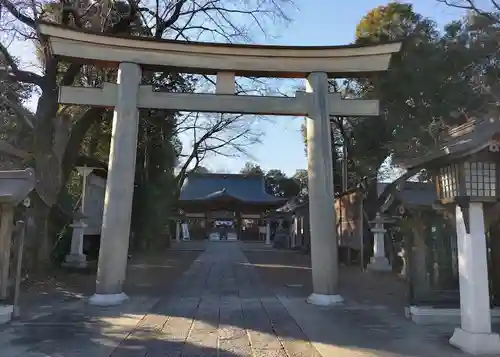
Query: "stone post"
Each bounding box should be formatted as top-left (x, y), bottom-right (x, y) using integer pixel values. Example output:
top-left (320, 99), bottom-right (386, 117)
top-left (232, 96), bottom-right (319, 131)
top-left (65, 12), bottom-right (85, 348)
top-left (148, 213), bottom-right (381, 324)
top-left (292, 215), bottom-right (298, 247)
top-left (90, 62), bottom-right (141, 306)
top-left (305, 72), bottom-right (342, 306)
top-left (64, 167), bottom-right (94, 268)
top-left (64, 219), bottom-right (88, 268)
top-left (181, 222), bottom-right (190, 241)
top-left (265, 222), bottom-right (271, 245)
top-left (449, 203), bottom-right (500, 354)
top-left (367, 213), bottom-right (392, 272)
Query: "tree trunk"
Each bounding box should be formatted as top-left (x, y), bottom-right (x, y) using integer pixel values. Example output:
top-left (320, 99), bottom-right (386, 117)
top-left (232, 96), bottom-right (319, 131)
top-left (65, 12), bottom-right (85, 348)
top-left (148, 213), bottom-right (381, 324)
top-left (30, 67), bottom-right (60, 267)
top-left (25, 194), bottom-right (52, 268)
top-left (30, 62), bottom-right (100, 266)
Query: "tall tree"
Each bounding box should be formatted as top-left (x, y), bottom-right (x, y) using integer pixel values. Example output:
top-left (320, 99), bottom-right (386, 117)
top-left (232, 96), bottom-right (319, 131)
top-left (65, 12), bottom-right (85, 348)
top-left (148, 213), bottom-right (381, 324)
top-left (240, 162), bottom-right (265, 176)
top-left (190, 166), bottom-right (211, 174)
top-left (0, 55), bottom-right (33, 170)
top-left (350, 2), bottom-right (488, 217)
top-left (0, 0), bottom-right (293, 264)
top-left (265, 169), bottom-right (300, 197)
top-left (292, 169), bottom-right (308, 199)
top-left (437, 0), bottom-right (500, 21)
top-left (437, 1), bottom-right (500, 113)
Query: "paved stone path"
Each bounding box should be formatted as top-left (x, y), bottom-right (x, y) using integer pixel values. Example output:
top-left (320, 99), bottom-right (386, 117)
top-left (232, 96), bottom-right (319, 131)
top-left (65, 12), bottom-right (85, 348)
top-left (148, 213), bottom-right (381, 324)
top-left (112, 242), bottom-right (320, 357)
top-left (0, 242), bottom-right (477, 357)
top-left (1, 242), bottom-right (319, 357)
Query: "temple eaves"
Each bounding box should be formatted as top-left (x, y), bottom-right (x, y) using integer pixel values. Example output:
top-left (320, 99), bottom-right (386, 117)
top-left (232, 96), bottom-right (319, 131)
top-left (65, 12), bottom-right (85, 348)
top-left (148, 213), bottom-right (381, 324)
top-left (401, 118), bottom-right (500, 170)
top-left (178, 173), bottom-right (287, 204)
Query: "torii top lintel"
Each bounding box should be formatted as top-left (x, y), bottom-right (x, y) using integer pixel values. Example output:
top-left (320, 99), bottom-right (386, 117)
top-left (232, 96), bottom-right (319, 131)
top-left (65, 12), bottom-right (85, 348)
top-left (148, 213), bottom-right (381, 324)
top-left (39, 22), bottom-right (401, 78)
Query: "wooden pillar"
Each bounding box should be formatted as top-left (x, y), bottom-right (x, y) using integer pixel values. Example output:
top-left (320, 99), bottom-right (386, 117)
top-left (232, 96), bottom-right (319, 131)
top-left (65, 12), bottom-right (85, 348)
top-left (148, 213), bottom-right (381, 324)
top-left (0, 205), bottom-right (14, 300)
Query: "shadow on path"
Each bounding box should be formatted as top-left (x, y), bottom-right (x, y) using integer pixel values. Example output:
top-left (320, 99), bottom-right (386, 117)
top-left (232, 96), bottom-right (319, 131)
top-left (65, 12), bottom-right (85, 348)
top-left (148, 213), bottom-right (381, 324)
top-left (2, 242), bottom-right (473, 357)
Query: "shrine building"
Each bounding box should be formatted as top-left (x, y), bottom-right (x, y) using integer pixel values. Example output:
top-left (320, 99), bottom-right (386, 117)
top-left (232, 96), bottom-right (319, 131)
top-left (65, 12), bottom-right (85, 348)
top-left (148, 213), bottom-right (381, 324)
top-left (174, 172), bottom-right (288, 241)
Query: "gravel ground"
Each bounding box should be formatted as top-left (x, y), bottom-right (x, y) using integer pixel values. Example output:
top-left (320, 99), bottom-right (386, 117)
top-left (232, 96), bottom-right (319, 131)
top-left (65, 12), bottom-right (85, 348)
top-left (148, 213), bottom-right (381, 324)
top-left (243, 249), bottom-right (409, 314)
top-left (14, 249), bottom-right (201, 320)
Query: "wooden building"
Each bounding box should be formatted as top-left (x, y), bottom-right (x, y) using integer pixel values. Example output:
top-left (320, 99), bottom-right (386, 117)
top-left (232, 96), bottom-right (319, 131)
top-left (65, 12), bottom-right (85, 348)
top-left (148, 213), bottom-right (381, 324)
top-left (378, 181), bottom-right (459, 306)
top-left (175, 173), bottom-right (288, 241)
top-left (285, 189), bottom-right (364, 259)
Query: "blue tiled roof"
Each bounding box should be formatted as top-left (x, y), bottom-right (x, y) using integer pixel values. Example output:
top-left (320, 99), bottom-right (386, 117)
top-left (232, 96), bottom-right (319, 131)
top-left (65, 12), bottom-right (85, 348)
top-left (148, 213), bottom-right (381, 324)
top-left (179, 173), bottom-right (287, 203)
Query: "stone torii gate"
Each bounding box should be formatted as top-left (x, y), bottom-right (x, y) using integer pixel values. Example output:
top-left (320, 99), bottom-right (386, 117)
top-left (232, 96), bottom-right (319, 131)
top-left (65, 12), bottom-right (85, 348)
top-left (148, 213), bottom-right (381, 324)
top-left (39, 22), bottom-right (401, 306)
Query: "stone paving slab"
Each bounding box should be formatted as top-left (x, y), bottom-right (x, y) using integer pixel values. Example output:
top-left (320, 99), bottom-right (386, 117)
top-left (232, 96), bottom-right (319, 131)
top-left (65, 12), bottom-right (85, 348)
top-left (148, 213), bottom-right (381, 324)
top-left (0, 241), bottom-right (478, 357)
top-left (278, 295), bottom-right (471, 357)
top-left (113, 242), bottom-right (319, 357)
top-left (1, 296), bottom-right (158, 357)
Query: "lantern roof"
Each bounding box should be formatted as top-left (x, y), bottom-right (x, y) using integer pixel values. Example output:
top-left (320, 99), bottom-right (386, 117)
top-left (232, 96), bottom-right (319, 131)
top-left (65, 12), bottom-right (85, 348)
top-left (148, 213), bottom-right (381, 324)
top-left (401, 117), bottom-right (500, 170)
top-left (75, 155), bottom-right (108, 178)
top-left (377, 182), bottom-right (437, 208)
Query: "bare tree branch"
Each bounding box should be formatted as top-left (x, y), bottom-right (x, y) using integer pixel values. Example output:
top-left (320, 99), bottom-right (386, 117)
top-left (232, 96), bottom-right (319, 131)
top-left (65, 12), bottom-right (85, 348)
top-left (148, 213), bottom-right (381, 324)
top-left (174, 111), bottom-right (261, 191)
top-left (157, 0), bottom-right (186, 37)
top-left (0, 41), bottom-right (43, 85)
top-left (437, 0), bottom-right (500, 24)
top-left (0, 0), bottom-right (36, 27)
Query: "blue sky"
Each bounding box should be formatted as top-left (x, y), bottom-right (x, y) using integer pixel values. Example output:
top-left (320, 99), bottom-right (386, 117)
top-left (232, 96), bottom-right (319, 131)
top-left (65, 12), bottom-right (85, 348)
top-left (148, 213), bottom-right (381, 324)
top-left (206, 0), bottom-right (466, 176)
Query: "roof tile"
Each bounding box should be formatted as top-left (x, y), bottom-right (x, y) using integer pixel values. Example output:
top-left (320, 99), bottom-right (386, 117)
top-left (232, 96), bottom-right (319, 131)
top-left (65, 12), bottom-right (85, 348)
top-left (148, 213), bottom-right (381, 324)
top-left (179, 173), bottom-right (287, 203)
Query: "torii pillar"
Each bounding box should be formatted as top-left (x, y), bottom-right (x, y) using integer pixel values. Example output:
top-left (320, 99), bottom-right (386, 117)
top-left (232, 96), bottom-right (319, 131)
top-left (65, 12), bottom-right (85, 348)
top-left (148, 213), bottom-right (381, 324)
top-left (306, 72), bottom-right (342, 306)
top-left (89, 63), bottom-right (142, 306)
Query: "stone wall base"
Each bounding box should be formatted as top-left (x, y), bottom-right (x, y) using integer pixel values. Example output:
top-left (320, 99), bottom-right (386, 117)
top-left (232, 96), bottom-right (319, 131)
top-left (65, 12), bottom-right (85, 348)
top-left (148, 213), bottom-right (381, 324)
top-left (406, 305), bottom-right (500, 325)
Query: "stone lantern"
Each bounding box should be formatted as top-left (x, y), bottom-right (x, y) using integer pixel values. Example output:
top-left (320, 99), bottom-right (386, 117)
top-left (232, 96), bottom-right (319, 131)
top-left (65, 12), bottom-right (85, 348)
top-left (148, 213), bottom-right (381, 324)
top-left (63, 165), bottom-right (98, 269)
top-left (402, 118), bottom-right (500, 355)
top-left (367, 213), bottom-right (394, 272)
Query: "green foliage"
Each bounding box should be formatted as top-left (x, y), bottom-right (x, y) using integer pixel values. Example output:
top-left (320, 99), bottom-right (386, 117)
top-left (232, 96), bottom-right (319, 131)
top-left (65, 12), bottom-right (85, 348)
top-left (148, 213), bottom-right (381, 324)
top-left (240, 162), bottom-right (265, 176)
top-left (355, 2), bottom-right (423, 43)
top-left (129, 70), bottom-right (190, 248)
top-left (296, 2), bottom-right (500, 219)
top-left (265, 169), bottom-right (300, 198)
top-left (344, 2), bottom-right (494, 183)
top-left (190, 166), bottom-right (211, 173)
top-left (292, 169), bottom-right (308, 198)
top-left (353, 3), bottom-right (442, 167)
top-left (240, 162), bottom-right (301, 198)
top-left (134, 174), bottom-right (175, 249)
